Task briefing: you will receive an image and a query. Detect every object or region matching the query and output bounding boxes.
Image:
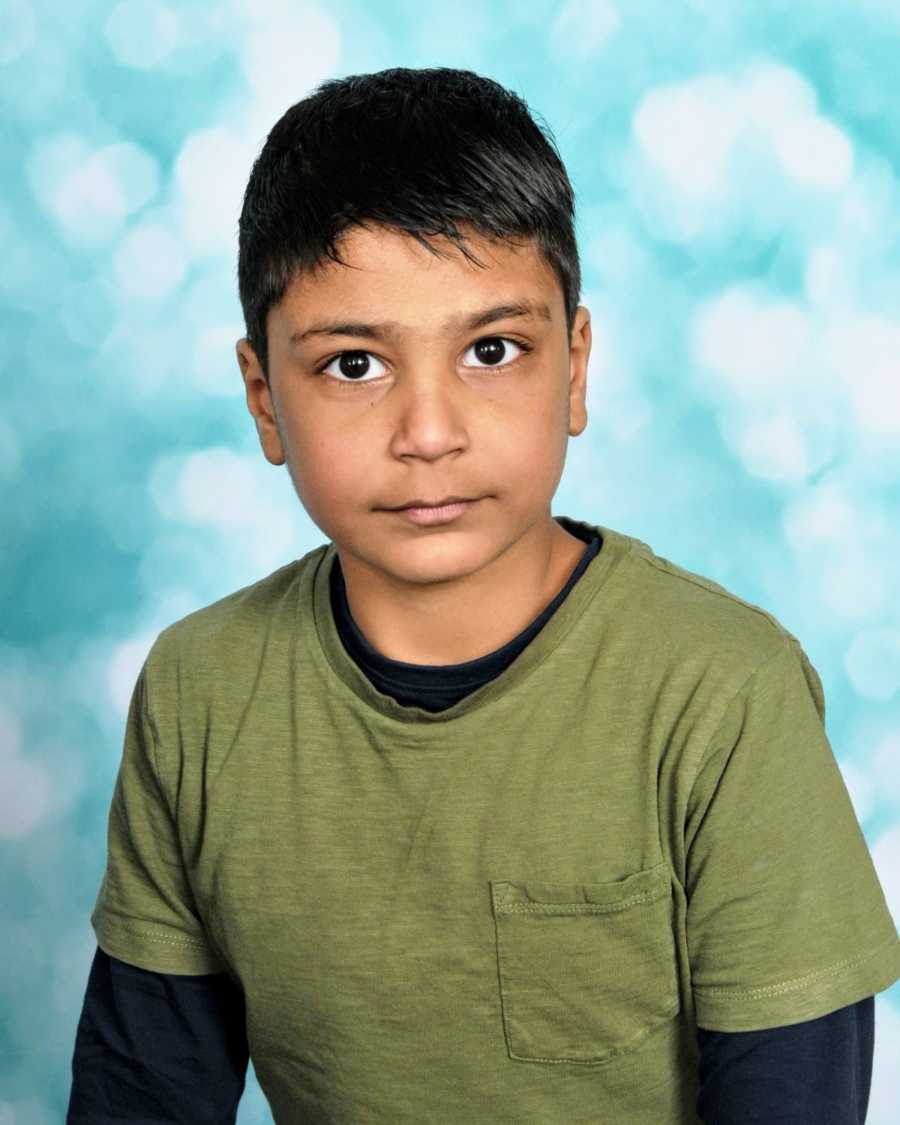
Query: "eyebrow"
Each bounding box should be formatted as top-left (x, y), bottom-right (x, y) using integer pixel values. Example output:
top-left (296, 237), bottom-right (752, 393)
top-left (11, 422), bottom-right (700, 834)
top-left (289, 299), bottom-right (553, 347)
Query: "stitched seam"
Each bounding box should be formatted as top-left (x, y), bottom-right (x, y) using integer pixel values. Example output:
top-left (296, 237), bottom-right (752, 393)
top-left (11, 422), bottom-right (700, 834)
top-left (505, 1000), bottom-right (681, 1065)
top-left (141, 662), bottom-right (172, 815)
top-left (693, 933), bottom-right (898, 999)
top-left (683, 637), bottom-right (791, 854)
top-left (498, 886), bottom-right (667, 914)
top-left (635, 552), bottom-right (782, 627)
top-left (105, 923), bottom-right (211, 949)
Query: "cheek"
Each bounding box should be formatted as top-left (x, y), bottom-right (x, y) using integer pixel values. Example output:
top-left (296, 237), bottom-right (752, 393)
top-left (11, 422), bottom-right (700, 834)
top-left (509, 386), bottom-right (568, 446)
top-left (302, 441), bottom-right (373, 499)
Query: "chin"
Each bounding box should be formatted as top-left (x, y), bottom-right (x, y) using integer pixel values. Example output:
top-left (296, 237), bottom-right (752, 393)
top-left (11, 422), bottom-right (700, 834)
top-left (381, 540), bottom-right (491, 579)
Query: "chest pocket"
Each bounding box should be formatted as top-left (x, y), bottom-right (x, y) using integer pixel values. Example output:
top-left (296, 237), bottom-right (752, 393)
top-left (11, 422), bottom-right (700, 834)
top-left (489, 861), bottom-right (680, 1065)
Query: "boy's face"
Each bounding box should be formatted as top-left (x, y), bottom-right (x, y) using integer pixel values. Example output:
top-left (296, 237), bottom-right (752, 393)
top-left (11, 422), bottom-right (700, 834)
top-left (236, 222), bottom-right (590, 623)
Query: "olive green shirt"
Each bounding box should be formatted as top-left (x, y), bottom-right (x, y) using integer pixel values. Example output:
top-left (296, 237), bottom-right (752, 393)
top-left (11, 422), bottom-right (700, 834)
top-left (91, 516), bottom-right (900, 1123)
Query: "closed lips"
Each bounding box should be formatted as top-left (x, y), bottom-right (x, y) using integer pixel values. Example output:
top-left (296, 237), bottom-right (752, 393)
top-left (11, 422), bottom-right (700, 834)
top-left (391, 496), bottom-right (474, 509)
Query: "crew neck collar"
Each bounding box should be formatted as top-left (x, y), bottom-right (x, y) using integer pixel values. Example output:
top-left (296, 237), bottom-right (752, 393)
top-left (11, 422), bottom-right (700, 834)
top-left (308, 516), bottom-right (632, 725)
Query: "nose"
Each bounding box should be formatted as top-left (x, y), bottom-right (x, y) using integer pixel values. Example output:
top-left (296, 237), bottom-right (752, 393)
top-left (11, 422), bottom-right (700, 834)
top-left (386, 372), bottom-right (472, 459)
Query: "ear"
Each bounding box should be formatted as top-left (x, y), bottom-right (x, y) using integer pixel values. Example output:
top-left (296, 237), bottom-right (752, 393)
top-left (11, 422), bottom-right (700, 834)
top-left (236, 339), bottom-right (286, 466)
top-left (567, 306), bottom-right (591, 438)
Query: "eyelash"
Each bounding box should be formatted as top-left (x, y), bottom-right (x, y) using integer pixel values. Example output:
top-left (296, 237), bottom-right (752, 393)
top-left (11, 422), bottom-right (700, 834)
top-left (312, 336), bottom-right (534, 388)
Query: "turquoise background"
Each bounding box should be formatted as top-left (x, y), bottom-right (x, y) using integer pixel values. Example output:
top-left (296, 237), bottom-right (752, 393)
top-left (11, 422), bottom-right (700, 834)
top-left (2, 1), bottom-right (899, 1121)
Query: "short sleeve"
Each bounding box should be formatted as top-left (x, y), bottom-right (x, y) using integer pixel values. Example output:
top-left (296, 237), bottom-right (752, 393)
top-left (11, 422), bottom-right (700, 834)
top-left (90, 661), bottom-right (227, 975)
top-left (685, 635), bottom-right (900, 1032)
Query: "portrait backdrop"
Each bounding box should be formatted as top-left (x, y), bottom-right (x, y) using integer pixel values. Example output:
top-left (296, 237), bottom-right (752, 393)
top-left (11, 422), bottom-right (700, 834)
top-left (1, 1), bottom-right (899, 1121)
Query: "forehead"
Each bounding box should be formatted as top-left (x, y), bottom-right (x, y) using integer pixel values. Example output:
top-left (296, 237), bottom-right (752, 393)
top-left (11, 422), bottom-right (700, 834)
top-left (272, 223), bottom-right (562, 331)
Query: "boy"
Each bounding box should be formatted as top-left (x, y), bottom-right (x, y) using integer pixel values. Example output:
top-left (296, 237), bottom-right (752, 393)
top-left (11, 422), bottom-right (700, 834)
top-left (68, 67), bottom-right (900, 1123)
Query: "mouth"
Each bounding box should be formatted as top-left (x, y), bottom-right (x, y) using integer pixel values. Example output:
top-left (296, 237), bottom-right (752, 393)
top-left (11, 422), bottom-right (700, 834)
top-left (386, 495), bottom-right (475, 511)
top-left (385, 498), bottom-right (481, 526)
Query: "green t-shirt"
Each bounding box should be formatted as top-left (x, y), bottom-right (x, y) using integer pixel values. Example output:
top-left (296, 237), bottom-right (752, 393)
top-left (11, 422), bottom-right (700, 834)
top-left (91, 516), bottom-right (900, 1124)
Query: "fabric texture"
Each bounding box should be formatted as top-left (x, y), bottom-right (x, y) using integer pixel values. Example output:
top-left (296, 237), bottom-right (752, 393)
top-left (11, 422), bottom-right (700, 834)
top-left (67, 945), bottom-right (876, 1123)
top-left (67, 945), bottom-right (248, 1124)
top-left (85, 515), bottom-right (900, 1123)
top-left (696, 996), bottom-right (874, 1123)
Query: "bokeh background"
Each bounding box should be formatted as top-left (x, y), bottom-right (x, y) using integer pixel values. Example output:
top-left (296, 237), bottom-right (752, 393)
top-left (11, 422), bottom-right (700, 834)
top-left (2, 0), bottom-right (900, 1121)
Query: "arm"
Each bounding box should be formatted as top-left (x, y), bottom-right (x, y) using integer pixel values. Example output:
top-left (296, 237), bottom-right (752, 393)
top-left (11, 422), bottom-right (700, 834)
top-left (67, 945), bottom-right (249, 1125)
top-left (695, 996), bottom-right (874, 1124)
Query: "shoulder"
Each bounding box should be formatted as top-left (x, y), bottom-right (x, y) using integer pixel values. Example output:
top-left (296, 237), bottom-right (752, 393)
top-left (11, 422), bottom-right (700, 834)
top-left (144, 544), bottom-right (329, 699)
top-left (606, 527), bottom-right (799, 682)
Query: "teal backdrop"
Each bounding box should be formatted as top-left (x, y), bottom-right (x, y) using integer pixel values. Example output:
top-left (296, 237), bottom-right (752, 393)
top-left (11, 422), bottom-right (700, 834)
top-left (2, 1), bottom-right (899, 1121)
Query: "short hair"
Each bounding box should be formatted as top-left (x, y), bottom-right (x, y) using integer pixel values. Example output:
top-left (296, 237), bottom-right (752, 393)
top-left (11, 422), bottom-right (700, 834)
top-left (237, 66), bottom-right (582, 384)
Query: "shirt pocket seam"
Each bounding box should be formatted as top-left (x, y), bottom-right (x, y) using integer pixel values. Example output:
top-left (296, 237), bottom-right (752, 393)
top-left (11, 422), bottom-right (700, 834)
top-left (489, 860), bottom-right (681, 1066)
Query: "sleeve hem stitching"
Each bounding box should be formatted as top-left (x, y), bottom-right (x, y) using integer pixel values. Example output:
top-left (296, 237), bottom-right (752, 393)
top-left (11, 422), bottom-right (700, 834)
top-left (99, 921), bottom-right (212, 949)
top-left (693, 931), bottom-right (898, 1000)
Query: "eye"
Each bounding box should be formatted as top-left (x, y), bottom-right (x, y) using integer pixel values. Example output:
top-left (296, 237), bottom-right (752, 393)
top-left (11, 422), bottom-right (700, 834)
top-left (462, 336), bottom-right (531, 369)
top-left (315, 351), bottom-right (389, 385)
top-left (314, 336), bottom-right (532, 387)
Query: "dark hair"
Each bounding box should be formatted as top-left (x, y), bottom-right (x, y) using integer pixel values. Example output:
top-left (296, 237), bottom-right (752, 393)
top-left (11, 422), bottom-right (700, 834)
top-left (237, 66), bottom-right (581, 383)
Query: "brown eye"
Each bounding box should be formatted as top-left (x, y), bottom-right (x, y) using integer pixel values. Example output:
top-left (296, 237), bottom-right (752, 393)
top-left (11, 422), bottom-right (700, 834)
top-left (315, 350), bottom-right (388, 384)
top-left (334, 352), bottom-right (375, 380)
top-left (463, 336), bottom-right (531, 369)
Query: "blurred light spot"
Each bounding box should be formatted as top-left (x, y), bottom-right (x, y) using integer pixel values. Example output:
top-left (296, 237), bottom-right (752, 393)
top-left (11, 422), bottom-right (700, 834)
top-left (103, 0), bottom-right (181, 69)
top-left (774, 115), bottom-right (854, 190)
top-left (147, 447), bottom-right (300, 573)
top-left (0, 0), bottom-right (36, 65)
top-left (173, 447), bottom-right (263, 527)
top-left (0, 1100), bottom-right (56, 1125)
top-left (741, 59), bottom-right (855, 194)
top-left (633, 74), bottom-right (742, 198)
top-left (804, 243), bottom-right (855, 307)
top-left (733, 411), bottom-right (812, 482)
top-left (0, 755), bottom-right (51, 838)
top-left (113, 221), bottom-right (187, 298)
top-left (821, 543), bottom-right (891, 620)
top-left (633, 58), bottom-right (854, 223)
top-left (872, 732), bottom-right (900, 807)
top-left (743, 61), bottom-right (818, 135)
top-left (27, 135), bottom-right (160, 247)
top-left (845, 627), bottom-right (900, 700)
top-left (552, 0), bottom-right (620, 57)
top-left (825, 314), bottom-right (900, 434)
top-left (98, 481), bottom-right (152, 554)
top-left (191, 323), bottom-right (244, 396)
top-left (838, 759), bottom-right (877, 824)
top-left (577, 297), bottom-right (652, 443)
top-left (584, 217), bottom-right (651, 283)
top-left (96, 313), bottom-right (179, 396)
top-left (783, 488), bottom-right (895, 619)
top-left (2, 35), bottom-right (69, 120)
top-left (233, 0), bottom-right (341, 136)
top-left (871, 829), bottom-right (900, 983)
top-left (107, 635), bottom-right (155, 716)
top-left (693, 289), bottom-right (815, 399)
top-left (30, 736), bottom-right (87, 817)
top-left (0, 701), bottom-right (23, 761)
top-left (835, 156), bottom-right (897, 243)
top-left (782, 482), bottom-right (861, 548)
top-left (173, 127), bottom-right (257, 256)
